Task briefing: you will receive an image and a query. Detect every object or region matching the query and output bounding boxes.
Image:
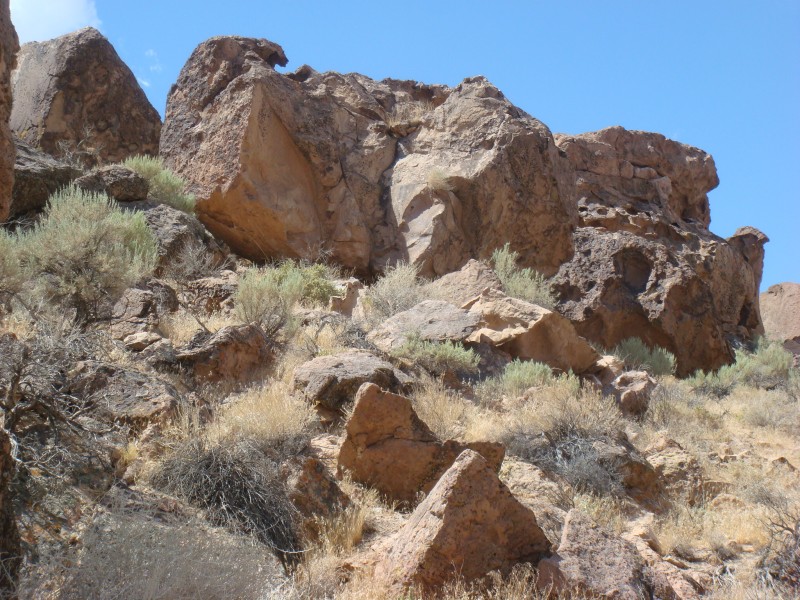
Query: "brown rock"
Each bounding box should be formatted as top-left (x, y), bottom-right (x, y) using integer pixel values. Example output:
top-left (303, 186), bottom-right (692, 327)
top-left (624, 533), bottom-right (703, 599)
top-left (328, 278), bottom-right (364, 317)
top-left (123, 331), bottom-right (163, 352)
top-left (538, 510), bottom-right (647, 599)
top-left (74, 165), bottom-right (149, 202)
top-left (423, 259), bottom-right (503, 307)
top-left (180, 271), bottom-right (238, 314)
top-left (645, 436), bottom-right (705, 506)
top-left (608, 370), bottom-right (657, 417)
top-left (374, 449), bottom-right (551, 593)
top-left (0, 0), bottom-right (16, 224)
top-left (110, 284), bottom-right (177, 341)
top-left (292, 351), bottom-right (412, 415)
top-left (160, 37), bottom-right (575, 276)
top-left (10, 137), bottom-right (78, 218)
top-left (0, 426), bottom-right (20, 593)
top-left (337, 383), bottom-right (504, 504)
top-left (366, 300), bottom-right (481, 353)
top-left (760, 282), bottom-right (800, 365)
top-left (11, 27), bottom-right (160, 167)
top-left (176, 324), bottom-right (272, 383)
top-left (464, 289), bottom-right (600, 374)
top-left (552, 127), bottom-right (767, 376)
top-left (282, 456), bottom-right (350, 540)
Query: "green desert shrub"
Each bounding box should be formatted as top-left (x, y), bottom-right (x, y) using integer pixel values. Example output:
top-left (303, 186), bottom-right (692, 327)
top-left (274, 260), bottom-right (340, 307)
top-left (124, 155), bottom-right (196, 213)
top-left (361, 262), bottom-right (424, 326)
top-left (476, 360), bottom-right (556, 401)
top-left (491, 243), bottom-right (557, 309)
top-left (9, 186), bottom-right (157, 322)
top-left (613, 337), bottom-right (676, 377)
top-left (688, 338), bottom-right (794, 396)
top-left (392, 334), bottom-right (479, 376)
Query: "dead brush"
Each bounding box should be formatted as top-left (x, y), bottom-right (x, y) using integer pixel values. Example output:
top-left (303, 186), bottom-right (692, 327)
top-left (149, 436), bottom-right (304, 568)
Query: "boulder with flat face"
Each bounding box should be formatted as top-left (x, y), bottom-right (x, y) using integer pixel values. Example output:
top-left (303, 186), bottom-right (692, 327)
top-left (760, 282), bottom-right (800, 364)
top-left (373, 449), bottom-right (551, 593)
top-left (10, 138), bottom-right (78, 217)
top-left (11, 27), bottom-right (160, 167)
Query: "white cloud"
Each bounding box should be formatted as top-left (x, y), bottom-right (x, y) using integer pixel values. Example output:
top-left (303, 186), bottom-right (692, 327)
top-left (10, 0), bottom-right (101, 44)
top-left (137, 78), bottom-right (151, 88)
top-left (145, 49), bottom-right (163, 73)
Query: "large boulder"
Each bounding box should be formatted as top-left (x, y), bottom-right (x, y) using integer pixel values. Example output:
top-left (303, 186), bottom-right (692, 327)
top-left (337, 383), bottom-right (504, 504)
top-left (373, 449), bottom-right (551, 593)
top-left (760, 282), bottom-right (800, 363)
top-left (463, 289), bottom-right (600, 374)
top-left (74, 165), bottom-right (149, 202)
top-left (423, 259), bottom-right (503, 307)
top-left (552, 127), bottom-right (768, 376)
top-left (175, 324), bottom-right (272, 383)
top-left (10, 27), bottom-right (160, 167)
top-left (0, 0), bottom-right (18, 223)
top-left (538, 510), bottom-right (647, 599)
top-left (10, 138), bottom-right (78, 217)
top-left (160, 36), bottom-right (576, 276)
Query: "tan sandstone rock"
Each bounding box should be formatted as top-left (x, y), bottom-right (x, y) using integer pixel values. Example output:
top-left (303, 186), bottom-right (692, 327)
top-left (464, 289), bottom-right (599, 374)
top-left (0, 0), bottom-right (17, 223)
top-left (374, 449), bottom-right (551, 593)
top-left (760, 282), bottom-right (800, 364)
top-left (11, 27), bottom-right (160, 167)
top-left (645, 436), bottom-right (705, 506)
top-left (552, 127), bottom-right (767, 376)
top-left (337, 383), bottom-right (504, 504)
top-left (608, 370), bottom-right (657, 418)
top-left (282, 456), bottom-right (350, 541)
top-left (424, 259), bottom-right (503, 307)
top-left (538, 509), bottom-right (647, 599)
top-left (160, 36), bottom-right (575, 276)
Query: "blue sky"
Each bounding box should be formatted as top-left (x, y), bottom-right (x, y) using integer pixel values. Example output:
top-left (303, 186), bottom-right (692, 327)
top-left (11, 1), bottom-right (800, 290)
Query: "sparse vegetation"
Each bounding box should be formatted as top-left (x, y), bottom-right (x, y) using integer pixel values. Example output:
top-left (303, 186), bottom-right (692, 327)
top-left (477, 360), bottom-right (555, 402)
top-left (427, 168), bottom-right (454, 192)
top-left (613, 337), bottom-right (676, 377)
top-left (491, 243), bottom-right (557, 309)
top-left (124, 155), bottom-right (196, 213)
top-left (392, 334), bottom-right (479, 376)
top-left (360, 262), bottom-right (424, 326)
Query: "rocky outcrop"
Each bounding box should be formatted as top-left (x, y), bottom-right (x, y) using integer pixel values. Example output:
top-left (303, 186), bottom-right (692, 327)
top-left (760, 282), bottom-right (800, 362)
top-left (175, 324), bottom-right (271, 383)
top-left (424, 259), bottom-right (503, 307)
top-left (292, 351), bottom-right (412, 416)
top-left (0, 0), bottom-right (18, 223)
top-left (160, 36), bottom-right (576, 275)
top-left (645, 436), bottom-right (705, 506)
top-left (10, 138), bottom-right (78, 217)
top-left (11, 27), bottom-right (160, 167)
top-left (374, 449), bottom-right (551, 593)
top-left (337, 383), bottom-right (504, 504)
top-left (464, 289), bottom-right (600, 374)
top-left (538, 510), bottom-right (647, 599)
top-left (552, 127), bottom-right (767, 376)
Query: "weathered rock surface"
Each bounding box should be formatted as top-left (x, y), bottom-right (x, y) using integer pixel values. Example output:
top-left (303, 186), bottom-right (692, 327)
top-left (110, 283), bottom-right (177, 340)
top-left (66, 361), bottom-right (179, 427)
top-left (607, 370), bottom-right (656, 417)
top-left (645, 436), bottom-right (705, 506)
top-left (374, 449), bottom-right (551, 592)
top-left (175, 324), bottom-right (271, 383)
top-left (552, 127), bottom-right (767, 376)
top-left (282, 455), bottom-right (350, 540)
top-left (366, 300), bottom-right (481, 353)
top-left (292, 351), bottom-right (412, 415)
top-left (464, 289), bottom-right (600, 374)
top-left (10, 138), bottom-right (78, 217)
top-left (538, 510), bottom-right (647, 599)
top-left (0, 0), bottom-right (16, 224)
top-left (424, 259), bottom-right (502, 307)
top-left (760, 282), bottom-right (800, 362)
top-left (337, 383), bottom-right (504, 504)
top-left (11, 27), bottom-right (160, 167)
top-left (74, 165), bottom-right (149, 201)
top-left (160, 36), bottom-right (576, 276)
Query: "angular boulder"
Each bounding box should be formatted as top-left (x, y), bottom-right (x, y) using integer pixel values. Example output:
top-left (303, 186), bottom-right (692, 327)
top-left (366, 300), bottom-right (481, 353)
top-left (10, 138), bottom-right (78, 217)
top-left (282, 455), bottom-right (350, 540)
top-left (11, 27), bottom-right (160, 166)
top-left (538, 510), bottom-right (647, 599)
top-left (645, 436), bottom-right (705, 506)
top-left (292, 350), bottom-right (412, 415)
top-left (424, 259), bottom-right (502, 307)
top-left (464, 289), bottom-right (600, 374)
top-left (760, 282), bottom-right (800, 364)
top-left (160, 36), bottom-right (576, 276)
top-left (374, 449), bottom-right (551, 593)
top-left (552, 127), bottom-right (767, 376)
top-left (0, 0), bottom-right (17, 223)
top-left (74, 165), bottom-right (149, 202)
top-left (337, 383), bottom-right (504, 504)
top-left (175, 324), bottom-right (272, 383)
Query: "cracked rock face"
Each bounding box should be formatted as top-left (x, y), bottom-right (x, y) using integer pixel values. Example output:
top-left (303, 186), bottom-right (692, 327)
top-left (160, 36), bottom-right (576, 276)
top-left (0, 0), bottom-right (18, 223)
top-left (11, 27), bottom-right (161, 167)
